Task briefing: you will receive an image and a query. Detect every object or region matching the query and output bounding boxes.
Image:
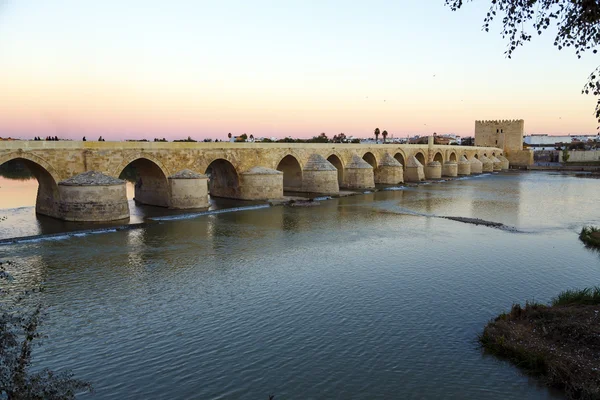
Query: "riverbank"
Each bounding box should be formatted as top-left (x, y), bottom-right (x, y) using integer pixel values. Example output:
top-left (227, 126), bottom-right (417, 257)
top-left (481, 288), bottom-right (600, 399)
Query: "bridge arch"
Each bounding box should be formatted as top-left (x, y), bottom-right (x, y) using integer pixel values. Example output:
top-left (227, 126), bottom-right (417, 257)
top-left (414, 151), bottom-right (426, 166)
top-left (433, 152), bottom-right (443, 163)
top-left (362, 152), bottom-right (377, 169)
top-left (326, 153), bottom-right (344, 186)
top-left (448, 151), bottom-right (457, 162)
top-left (205, 158), bottom-right (240, 199)
top-left (116, 156), bottom-right (170, 207)
top-left (0, 152), bottom-right (61, 217)
top-left (473, 154), bottom-right (479, 159)
top-left (393, 151), bottom-right (406, 166)
top-left (276, 154), bottom-right (303, 191)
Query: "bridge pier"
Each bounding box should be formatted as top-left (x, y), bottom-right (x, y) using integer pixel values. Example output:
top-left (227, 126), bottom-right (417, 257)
top-left (168, 170), bottom-right (209, 209)
top-left (491, 156), bottom-right (503, 171)
top-left (457, 156), bottom-right (471, 175)
top-left (239, 167), bottom-right (283, 200)
top-left (404, 156), bottom-right (425, 182)
top-left (498, 155), bottom-right (510, 170)
top-left (425, 161), bottom-right (442, 179)
top-left (480, 155), bottom-right (494, 173)
top-left (442, 161), bottom-right (458, 177)
top-left (301, 154), bottom-right (339, 195)
top-left (57, 171), bottom-right (129, 222)
top-left (374, 153), bottom-right (403, 184)
top-left (470, 157), bottom-right (483, 174)
top-left (343, 154), bottom-right (375, 189)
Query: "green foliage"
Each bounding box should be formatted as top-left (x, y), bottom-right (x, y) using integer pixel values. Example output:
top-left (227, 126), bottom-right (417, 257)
top-left (173, 136), bottom-right (196, 142)
top-left (374, 128), bottom-right (380, 143)
top-left (1, 261), bottom-right (93, 399)
top-left (446, 0), bottom-right (600, 127)
top-left (562, 147), bottom-right (570, 162)
top-left (552, 286), bottom-right (600, 306)
top-left (579, 225), bottom-right (600, 248)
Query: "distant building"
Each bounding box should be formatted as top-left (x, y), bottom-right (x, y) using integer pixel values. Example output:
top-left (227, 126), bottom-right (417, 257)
top-left (524, 134), bottom-right (599, 151)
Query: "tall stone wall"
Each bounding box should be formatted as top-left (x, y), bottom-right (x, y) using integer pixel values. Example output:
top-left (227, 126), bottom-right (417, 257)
top-left (475, 119), bottom-right (524, 154)
top-left (559, 150), bottom-right (600, 163)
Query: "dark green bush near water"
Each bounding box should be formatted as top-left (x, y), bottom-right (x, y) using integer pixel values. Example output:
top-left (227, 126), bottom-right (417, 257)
top-left (580, 226), bottom-right (600, 248)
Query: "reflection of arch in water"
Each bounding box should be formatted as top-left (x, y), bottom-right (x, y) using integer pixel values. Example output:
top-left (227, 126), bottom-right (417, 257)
top-left (393, 152), bottom-right (405, 166)
top-left (276, 155), bottom-right (303, 191)
top-left (414, 152), bottom-right (426, 165)
top-left (326, 154), bottom-right (344, 185)
top-left (205, 159), bottom-right (240, 199)
top-left (362, 152), bottom-right (377, 169)
top-left (0, 152), bottom-right (60, 217)
top-left (118, 158), bottom-right (170, 207)
top-left (433, 152), bottom-right (443, 163)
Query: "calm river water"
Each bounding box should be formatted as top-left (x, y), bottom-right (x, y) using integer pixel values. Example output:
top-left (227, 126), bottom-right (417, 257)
top-left (1, 171), bottom-right (599, 399)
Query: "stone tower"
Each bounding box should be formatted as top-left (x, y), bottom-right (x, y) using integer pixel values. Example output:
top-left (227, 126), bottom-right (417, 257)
top-left (474, 119), bottom-right (532, 167)
top-left (474, 119), bottom-right (524, 153)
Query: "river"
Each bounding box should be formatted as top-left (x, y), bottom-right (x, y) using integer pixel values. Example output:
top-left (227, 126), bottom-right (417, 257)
top-left (1, 171), bottom-right (599, 399)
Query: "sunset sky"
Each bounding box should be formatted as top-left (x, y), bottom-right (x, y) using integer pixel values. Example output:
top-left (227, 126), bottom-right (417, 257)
top-left (0, 0), bottom-right (598, 140)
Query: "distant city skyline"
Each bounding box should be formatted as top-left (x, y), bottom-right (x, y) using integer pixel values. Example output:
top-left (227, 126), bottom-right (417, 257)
top-left (0, 0), bottom-right (598, 140)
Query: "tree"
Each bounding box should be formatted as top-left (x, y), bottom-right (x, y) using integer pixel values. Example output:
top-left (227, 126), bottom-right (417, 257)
top-left (446, 0), bottom-right (600, 126)
top-left (374, 128), bottom-right (380, 143)
top-left (227, 132), bottom-right (232, 140)
top-left (249, 134), bottom-right (254, 142)
top-left (382, 130), bottom-right (388, 143)
top-left (332, 133), bottom-right (347, 143)
top-left (562, 147), bottom-right (570, 162)
top-left (1, 262), bottom-right (92, 399)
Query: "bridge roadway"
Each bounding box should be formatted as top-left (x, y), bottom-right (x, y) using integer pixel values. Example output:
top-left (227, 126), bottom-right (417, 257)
top-left (0, 140), bottom-right (505, 221)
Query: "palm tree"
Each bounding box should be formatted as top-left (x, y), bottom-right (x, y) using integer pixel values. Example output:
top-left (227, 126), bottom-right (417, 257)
top-left (374, 128), bottom-right (380, 143)
top-left (228, 132), bottom-right (232, 140)
top-left (382, 130), bottom-right (388, 144)
top-left (249, 134), bottom-right (254, 142)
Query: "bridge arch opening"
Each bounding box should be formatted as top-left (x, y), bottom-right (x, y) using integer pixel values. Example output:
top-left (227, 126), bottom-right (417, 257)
top-left (393, 152), bottom-right (405, 166)
top-left (119, 158), bottom-right (169, 207)
top-left (326, 155), bottom-right (344, 185)
top-left (433, 152), bottom-right (443, 163)
top-left (474, 154), bottom-right (479, 159)
top-left (0, 157), bottom-right (59, 217)
top-left (362, 152), bottom-right (377, 169)
top-left (415, 152), bottom-right (426, 166)
top-left (277, 155), bottom-right (302, 191)
top-left (205, 159), bottom-right (240, 199)
top-left (449, 152), bottom-right (457, 162)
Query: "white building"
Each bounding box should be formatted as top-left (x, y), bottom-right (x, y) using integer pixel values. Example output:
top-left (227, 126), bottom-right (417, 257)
top-left (524, 134), bottom-right (600, 151)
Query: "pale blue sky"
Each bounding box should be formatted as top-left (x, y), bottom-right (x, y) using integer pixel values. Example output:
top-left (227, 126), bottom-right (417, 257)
top-left (0, 0), bottom-right (597, 139)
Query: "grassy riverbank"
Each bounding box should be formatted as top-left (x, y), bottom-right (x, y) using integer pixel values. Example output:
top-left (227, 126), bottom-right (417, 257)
top-left (481, 288), bottom-right (600, 399)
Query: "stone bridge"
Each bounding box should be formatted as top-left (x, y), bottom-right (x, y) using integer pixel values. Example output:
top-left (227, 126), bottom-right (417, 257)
top-left (0, 140), bottom-right (506, 221)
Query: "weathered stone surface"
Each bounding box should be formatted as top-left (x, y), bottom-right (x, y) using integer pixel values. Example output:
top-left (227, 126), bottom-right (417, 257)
top-left (58, 183), bottom-right (129, 222)
top-left (470, 157), bottom-right (483, 174)
top-left (379, 153), bottom-right (402, 167)
top-left (442, 161), bottom-right (458, 177)
top-left (425, 161), bottom-right (442, 180)
top-left (491, 156), bottom-right (503, 171)
top-left (169, 170), bottom-right (209, 209)
top-left (0, 141), bottom-right (503, 220)
top-left (480, 155), bottom-right (494, 172)
top-left (239, 167), bottom-right (283, 200)
top-left (498, 155), bottom-right (510, 170)
top-left (303, 154), bottom-right (337, 171)
top-left (169, 169), bottom-right (205, 179)
top-left (458, 156), bottom-right (471, 175)
top-left (59, 170), bottom-right (124, 186)
top-left (404, 155), bottom-right (425, 182)
top-left (343, 154), bottom-right (375, 189)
